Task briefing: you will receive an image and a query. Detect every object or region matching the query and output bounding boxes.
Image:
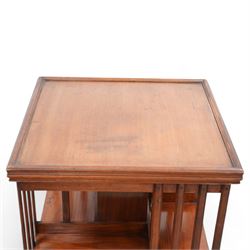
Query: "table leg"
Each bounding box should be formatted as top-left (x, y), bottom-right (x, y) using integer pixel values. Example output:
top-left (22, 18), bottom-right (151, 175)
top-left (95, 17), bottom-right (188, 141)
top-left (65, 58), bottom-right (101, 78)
top-left (191, 185), bottom-right (207, 249)
top-left (62, 191), bottom-right (70, 222)
top-left (23, 191), bottom-right (32, 249)
top-left (31, 191), bottom-right (37, 237)
top-left (17, 185), bottom-right (27, 249)
top-left (172, 184), bottom-right (185, 249)
top-left (27, 191), bottom-right (36, 247)
top-left (150, 184), bottom-right (163, 249)
top-left (212, 185), bottom-right (231, 250)
top-left (17, 184), bottom-right (36, 249)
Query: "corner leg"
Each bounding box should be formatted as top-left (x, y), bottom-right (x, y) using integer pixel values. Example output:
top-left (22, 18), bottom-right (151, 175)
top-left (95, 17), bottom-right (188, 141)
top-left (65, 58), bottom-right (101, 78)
top-left (212, 185), bottom-right (231, 250)
top-left (191, 185), bottom-right (207, 249)
top-left (172, 184), bottom-right (185, 249)
top-left (150, 184), bottom-right (163, 249)
top-left (17, 184), bottom-right (28, 249)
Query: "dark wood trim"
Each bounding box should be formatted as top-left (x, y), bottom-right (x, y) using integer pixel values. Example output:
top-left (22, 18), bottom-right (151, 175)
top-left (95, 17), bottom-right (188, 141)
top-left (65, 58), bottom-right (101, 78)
top-left (8, 168), bottom-right (242, 184)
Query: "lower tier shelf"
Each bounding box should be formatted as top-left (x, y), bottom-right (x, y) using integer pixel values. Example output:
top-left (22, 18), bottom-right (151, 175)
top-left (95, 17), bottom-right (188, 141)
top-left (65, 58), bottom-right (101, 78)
top-left (35, 191), bottom-right (208, 249)
top-left (35, 232), bottom-right (148, 249)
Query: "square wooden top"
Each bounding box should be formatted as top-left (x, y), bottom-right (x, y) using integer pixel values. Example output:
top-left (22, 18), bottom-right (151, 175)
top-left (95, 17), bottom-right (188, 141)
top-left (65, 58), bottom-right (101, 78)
top-left (7, 77), bottom-right (243, 183)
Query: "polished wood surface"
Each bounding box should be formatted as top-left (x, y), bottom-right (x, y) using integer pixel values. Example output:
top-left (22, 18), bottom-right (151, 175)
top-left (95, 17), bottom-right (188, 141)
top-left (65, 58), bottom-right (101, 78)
top-left (19, 81), bottom-right (230, 168)
top-left (7, 77), bottom-right (243, 183)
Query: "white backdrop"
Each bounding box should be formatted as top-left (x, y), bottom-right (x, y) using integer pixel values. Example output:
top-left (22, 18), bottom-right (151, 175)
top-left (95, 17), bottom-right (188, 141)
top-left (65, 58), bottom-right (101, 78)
top-left (0, 0), bottom-right (250, 249)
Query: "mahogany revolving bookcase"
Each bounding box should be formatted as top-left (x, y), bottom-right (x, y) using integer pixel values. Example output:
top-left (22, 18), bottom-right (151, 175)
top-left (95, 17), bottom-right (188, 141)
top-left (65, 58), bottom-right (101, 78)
top-left (7, 77), bottom-right (243, 249)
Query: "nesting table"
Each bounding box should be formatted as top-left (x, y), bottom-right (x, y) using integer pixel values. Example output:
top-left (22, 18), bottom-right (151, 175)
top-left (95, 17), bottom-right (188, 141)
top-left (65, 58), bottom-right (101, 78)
top-left (7, 77), bottom-right (243, 249)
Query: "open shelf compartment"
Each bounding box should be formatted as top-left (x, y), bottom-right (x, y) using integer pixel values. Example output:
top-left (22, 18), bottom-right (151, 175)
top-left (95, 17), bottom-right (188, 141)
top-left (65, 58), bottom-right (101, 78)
top-left (34, 191), bottom-right (208, 249)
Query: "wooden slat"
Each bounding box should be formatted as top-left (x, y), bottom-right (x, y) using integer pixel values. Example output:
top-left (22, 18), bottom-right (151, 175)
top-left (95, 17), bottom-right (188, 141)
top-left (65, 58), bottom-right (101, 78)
top-left (17, 185), bottom-right (27, 249)
top-left (172, 184), bottom-right (185, 249)
top-left (149, 184), bottom-right (163, 249)
top-left (62, 191), bottom-right (70, 223)
top-left (212, 185), bottom-right (231, 250)
top-left (31, 191), bottom-right (37, 237)
top-left (191, 185), bottom-right (207, 249)
top-left (27, 191), bottom-right (35, 247)
top-left (23, 191), bottom-right (32, 249)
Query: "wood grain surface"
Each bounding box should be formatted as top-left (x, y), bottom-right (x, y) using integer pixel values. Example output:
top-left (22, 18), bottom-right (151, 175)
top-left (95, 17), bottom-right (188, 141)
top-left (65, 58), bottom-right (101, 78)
top-left (7, 77), bottom-right (243, 183)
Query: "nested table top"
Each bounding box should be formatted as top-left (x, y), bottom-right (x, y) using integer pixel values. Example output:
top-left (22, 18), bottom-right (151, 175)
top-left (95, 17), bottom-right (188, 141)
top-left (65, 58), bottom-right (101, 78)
top-left (7, 77), bottom-right (243, 183)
